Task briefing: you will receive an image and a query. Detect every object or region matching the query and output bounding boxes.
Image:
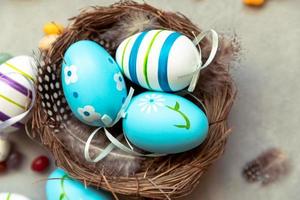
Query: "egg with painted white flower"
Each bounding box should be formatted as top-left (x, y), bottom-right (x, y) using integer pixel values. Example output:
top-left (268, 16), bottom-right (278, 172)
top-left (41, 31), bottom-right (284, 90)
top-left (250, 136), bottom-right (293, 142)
top-left (62, 40), bottom-right (127, 127)
top-left (123, 91), bottom-right (209, 154)
top-left (0, 193), bottom-right (31, 200)
top-left (46, 168), bottom-right (113, 200)
top-left (0, 56), bottom-right (37, 133)
top-left (116, 30), bottom-right (201, 92)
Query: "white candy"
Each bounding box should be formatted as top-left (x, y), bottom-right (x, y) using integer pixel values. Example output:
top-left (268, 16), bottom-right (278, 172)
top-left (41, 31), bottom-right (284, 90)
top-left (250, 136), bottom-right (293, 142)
top-left (0, 138), bottom-right (11, 162)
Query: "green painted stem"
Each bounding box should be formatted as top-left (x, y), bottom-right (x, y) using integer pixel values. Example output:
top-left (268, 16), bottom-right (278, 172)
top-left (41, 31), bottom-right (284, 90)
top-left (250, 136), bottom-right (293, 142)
top-left (166, 102), bottom-right (190, 130)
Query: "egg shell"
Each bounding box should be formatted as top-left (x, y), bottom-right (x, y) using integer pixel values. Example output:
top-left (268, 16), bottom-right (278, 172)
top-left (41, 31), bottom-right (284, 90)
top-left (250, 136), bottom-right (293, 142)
top-left (62, 40), bottom-right (127, 127)
top-left (123, 92), bottom-right (209, 154)
top-left (0, 193), bottom-right (30, 200)
top-left (0, 56), bottom-right (37, 133)
top-left (0, 138), bottom-right (11, 162)
top-left (46, 168), bottom-right (113, 200)
top-left (116, 30), bottom-right (201, 92)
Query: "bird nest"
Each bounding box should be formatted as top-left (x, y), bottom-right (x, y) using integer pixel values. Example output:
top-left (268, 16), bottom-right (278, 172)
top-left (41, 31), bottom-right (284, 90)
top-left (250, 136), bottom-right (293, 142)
top-left (27, 1), bottom-right (239, 199)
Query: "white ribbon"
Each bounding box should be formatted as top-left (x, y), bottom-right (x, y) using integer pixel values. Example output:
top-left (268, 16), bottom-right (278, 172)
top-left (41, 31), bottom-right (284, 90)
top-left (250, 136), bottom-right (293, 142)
top-left (84, 87), bottom-right (165, 163)
top-left (100, 87), bottom-right (134, 127)
top-left (187, 29), bottom-right (219, 92)
top-left (84, 127), bottom-right (165, 163)
top-left (0, 72), bottom-right (36, 139)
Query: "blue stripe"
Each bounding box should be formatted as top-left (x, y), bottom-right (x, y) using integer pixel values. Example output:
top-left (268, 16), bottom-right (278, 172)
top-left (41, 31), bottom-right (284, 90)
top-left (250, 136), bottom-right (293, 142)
top-left (158, 32), bottom-right (181, 92)
top-left (128, 31), bottom-right (148, 85)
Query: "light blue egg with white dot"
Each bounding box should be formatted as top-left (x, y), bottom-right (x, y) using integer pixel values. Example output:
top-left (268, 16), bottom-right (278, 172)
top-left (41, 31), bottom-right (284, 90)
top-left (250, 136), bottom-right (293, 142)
top-left (123, 91), bottom-right (209, 154)
top-left (62, 40), bottom-right (127, 127)
top-left (46, 168), bottom-right (113, 200)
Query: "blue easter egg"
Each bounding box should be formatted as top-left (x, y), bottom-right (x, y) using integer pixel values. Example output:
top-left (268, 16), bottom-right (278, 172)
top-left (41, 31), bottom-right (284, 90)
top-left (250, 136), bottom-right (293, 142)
top-left (46, 168), bottom-right (113, 200)
top-left (123, 92), bottom-right (209, 154)
top-left (62, 40), bottom-right (127, 127)
top-left (116, 30), bottom-right (201, 92)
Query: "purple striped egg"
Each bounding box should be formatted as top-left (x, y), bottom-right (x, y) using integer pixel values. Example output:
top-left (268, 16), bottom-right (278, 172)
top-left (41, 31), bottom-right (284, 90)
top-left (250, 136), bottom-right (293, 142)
top-left (0, 56), bottom-right (37, 133)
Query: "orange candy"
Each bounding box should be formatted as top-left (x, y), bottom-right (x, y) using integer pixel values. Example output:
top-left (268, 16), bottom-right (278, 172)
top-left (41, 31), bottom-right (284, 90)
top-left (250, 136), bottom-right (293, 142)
top-left (243, 0), bottom-right (265, 6)
top-left (43, 22), bottom-right (64, 35)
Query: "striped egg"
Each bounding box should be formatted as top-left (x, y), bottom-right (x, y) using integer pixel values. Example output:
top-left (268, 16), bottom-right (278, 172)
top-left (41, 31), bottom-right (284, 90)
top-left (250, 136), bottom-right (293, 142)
top-left (0, 56), bottom-right (37, 133)
top-left (116, 30), bottom-right (201, 92)
top-left (0, 193), bottom-right (31, 200)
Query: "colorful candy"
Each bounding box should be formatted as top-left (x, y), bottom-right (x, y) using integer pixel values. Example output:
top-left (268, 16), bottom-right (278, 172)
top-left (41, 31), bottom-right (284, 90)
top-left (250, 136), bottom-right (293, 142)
top-left (0, 161), bottom-right (7, 173)
top-left (0, 138), bottom-right (11, 162)
top-left (43, 22), bottom-right (64, 35)
top-left (38, 35), bottom-right (59, 51)
top-left (243, 0), bottom-right (265, 6)
top-left (31, 155), bottom-right (50, 172)
top-left (6, 151), bottom-right (23, 169)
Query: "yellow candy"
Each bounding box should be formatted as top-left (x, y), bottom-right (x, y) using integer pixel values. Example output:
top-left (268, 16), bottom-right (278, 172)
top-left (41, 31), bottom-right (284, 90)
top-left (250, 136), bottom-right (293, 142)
top-left (243, 0), bottom-right (265, 6)
top-left (43, 22), bottom-right (64, 35)
top-left (39, 35), bottom-right (59, 51)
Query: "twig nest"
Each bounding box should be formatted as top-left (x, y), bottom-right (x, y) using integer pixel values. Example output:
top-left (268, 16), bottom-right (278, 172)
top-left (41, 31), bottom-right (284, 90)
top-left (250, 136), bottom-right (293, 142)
top-left (28, 1), bottom-right (239, 199)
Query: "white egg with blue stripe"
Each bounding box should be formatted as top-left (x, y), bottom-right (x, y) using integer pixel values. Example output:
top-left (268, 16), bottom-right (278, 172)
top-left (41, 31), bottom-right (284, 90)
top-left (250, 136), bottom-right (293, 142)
top-left (116, 30), bottom-right (201, 92)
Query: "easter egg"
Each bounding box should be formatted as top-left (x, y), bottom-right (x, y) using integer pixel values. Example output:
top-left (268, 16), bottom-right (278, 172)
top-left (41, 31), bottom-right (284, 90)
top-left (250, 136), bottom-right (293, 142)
top-left (123, 92), bottom-right (209, 154)
top-left (46, 168), bottom-right (113, 200)
top-left (0, 53), bottom-right (12, 65)
top-left (0, 193), bottom-right (30, 200)
top-left (0, 138), bottom-right (11, 162)
top-left (0, 56), bottom-right (37, 133)
top-left (116, 30), bottom-right (201, 92)
top-left (62, 40), bottom-right (127, 127)
top-left (43, 22), bottom-right (64, 35)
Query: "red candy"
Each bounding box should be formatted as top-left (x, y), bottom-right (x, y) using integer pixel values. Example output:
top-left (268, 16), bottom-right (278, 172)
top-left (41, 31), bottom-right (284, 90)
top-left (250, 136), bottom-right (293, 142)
top-left (31, 155), bottom-right (50, 172)
top-left (0, 161), bottom-right (7, 173)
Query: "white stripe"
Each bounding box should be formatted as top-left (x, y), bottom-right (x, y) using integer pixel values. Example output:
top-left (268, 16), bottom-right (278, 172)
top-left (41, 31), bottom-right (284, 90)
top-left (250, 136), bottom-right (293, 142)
top-left (0, 96), bottom-right (25, 117)
top-left (0, 82), bottom-right (31, 107)
top-left (0, 62), bottom-right (35, 89)
top-left (115, 37), bottom-right (129, 71)
top-left (147, 30), bottom-right (173, 91)
top-left (121, 33), bottom-right (141, 82)
top-left (135, 30), bottom-right (160, 89)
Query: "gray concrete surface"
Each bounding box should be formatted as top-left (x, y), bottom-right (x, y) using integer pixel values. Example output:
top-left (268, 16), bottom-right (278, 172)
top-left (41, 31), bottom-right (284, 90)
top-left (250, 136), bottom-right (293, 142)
top-left (0, 0), bottom-right (300, 199)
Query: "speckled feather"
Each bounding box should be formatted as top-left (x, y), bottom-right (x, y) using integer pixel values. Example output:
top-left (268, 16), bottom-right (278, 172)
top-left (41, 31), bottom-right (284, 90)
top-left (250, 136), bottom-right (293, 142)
top-left (243, 148), bottom-right (290, 185)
